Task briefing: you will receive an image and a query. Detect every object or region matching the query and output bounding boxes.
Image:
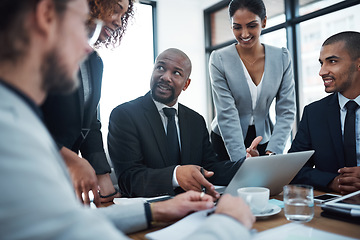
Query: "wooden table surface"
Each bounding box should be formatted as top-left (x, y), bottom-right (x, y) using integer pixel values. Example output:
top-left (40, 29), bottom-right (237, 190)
top-left (123, 190), bottom-right (360, 239)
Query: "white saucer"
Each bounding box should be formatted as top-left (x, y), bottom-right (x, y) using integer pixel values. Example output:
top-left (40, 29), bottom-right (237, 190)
top-left (254, 203), bottom-right (281, 218)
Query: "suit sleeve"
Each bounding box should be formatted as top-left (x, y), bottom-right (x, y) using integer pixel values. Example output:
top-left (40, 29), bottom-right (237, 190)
top-left (266, 48), bottom-right (296, 154)
top-left (209, 50), bottom-right (247, 161)
top-left (0, 101), bottom-right (130, 239)
top-left (108, 105), bottom-right (176, 197)
top-left (195, 112), bottom-right (242, 186)
top-left (80, 108), bottom-right (111, 175)
top-left (289, 106), bottom-right (338, 191)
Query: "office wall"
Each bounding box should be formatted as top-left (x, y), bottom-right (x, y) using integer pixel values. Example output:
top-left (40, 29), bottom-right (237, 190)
top-left (155, 0), bottom-right (221, 126)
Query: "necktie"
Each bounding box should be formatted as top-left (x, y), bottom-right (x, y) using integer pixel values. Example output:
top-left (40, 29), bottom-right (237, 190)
top-left (343, 101), bottom-right (358, 167)
top-left (163, 108), bottom-right (180, 164)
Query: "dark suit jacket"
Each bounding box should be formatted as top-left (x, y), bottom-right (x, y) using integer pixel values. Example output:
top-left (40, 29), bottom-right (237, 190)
top-left (42, 51), bottom-right (110, 174)
top-left (289, 93), bottom-right (344, 191)
top-left (108, 92), bottom-right (242, 197)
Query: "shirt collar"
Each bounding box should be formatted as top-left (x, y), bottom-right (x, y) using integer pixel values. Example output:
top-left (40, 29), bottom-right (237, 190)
top-left (338, 92), bottom-right (360, 110)
top-left (0, 78), bottom-right (43, 120)
top-left (151, 97), bottom-right (179, 115)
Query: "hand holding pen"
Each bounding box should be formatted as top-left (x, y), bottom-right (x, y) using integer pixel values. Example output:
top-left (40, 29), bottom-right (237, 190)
top-left (200, 167), bottom-right (207, 193)
top-left (176, 165), bottom-right (220, 199)
top-left (199, 166), bottom-right (220, 199)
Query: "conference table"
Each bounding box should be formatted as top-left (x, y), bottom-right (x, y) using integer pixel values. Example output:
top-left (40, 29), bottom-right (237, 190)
top-left (106, 190), bottom-right (360, 240)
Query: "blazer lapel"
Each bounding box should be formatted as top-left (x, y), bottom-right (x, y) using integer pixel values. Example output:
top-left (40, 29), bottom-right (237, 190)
top-left (86, 52), bottom-right (102, 126)
top-left (142, 92), bottom-right (169, 165)
top-left (327, 94), bottom-right (344, 166)
top-left (256, 45), bottom-right (280, 110)
top-left (228, 44), bottom-right (253, 108)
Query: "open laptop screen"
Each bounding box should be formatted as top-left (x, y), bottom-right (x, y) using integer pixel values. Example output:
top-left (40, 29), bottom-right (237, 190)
top-left (222, 150), bottom-right (314, 196)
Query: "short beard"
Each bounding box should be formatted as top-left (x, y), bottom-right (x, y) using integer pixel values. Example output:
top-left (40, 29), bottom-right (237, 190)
top-left (336, 64), bottom-right (357, 94)
top-left (41, 50), bottom-right (79, 95)
top-left (151, 84), bottom-right (175, 105)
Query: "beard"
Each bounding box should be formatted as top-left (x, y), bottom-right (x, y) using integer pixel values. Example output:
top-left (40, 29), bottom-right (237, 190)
top-left (41, 50), bottom-right (79, 95)
top-left (151, 82), bottom-right (175, 105)
top-left (334, 64), bottom-right (357, 94)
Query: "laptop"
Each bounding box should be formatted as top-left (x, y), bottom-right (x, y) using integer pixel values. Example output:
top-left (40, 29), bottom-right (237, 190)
top-left (219, 150), bottom-right (314, 196)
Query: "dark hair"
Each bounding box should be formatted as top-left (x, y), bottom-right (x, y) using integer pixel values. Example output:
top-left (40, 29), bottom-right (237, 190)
top-left (90, 0), bottom-right (135, 48)
top-left (322, 31), bottom-right (360, 61)
top-left (0, 0), bottom-right (70, 63)
top-left (228, 0), bottom-right (266, 20)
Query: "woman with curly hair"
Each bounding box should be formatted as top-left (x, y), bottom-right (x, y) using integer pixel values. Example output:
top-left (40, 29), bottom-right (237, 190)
top-left (89, 0), bottom-right (135, 48)
top-left (41, 0), bottom-right (135, 206)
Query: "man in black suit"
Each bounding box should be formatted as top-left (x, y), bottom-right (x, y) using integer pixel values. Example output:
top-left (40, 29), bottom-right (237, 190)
top-left (290, 31), bottom-right (360, 194)
top-left (108, 48), bottom-right (260, 197)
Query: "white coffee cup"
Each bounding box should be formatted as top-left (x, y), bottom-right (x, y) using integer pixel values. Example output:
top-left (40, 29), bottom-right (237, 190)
top-left (237, 187), bottom-right (270, 214)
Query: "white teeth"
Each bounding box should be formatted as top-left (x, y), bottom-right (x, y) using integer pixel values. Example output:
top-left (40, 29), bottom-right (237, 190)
top-left (104, 27), bottom-right (114, 36)
top-left (242, 37), bottom-right (251, 42)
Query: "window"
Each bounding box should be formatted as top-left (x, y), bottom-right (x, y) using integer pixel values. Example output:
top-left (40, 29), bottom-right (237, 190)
top-left (210, 6), bottom-right (232, 46)
top-left (298, 4), bottom-right (360, 114)
top-left (299, 0), bottom-right (344, 15)
top-left (263, 0), bottom-right (285, 27)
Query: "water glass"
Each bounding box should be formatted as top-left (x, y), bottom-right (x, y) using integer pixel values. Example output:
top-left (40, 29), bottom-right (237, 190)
top-left (283, 185), bottom-right (314, 222)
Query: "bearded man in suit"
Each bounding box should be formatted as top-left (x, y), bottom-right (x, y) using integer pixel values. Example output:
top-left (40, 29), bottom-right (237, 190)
top-left (108, 48), bottom-right (260, 198)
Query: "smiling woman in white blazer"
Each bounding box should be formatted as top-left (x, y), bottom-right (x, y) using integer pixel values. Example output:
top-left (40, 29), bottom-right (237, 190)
top-left (209, 0), bottom-right (296, 162)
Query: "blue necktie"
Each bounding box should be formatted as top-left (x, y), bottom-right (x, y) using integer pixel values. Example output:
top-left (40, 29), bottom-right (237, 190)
top-left (163, 108), bottom-right (180, 165)
top-left (344, 101), bottom-right (358, 167)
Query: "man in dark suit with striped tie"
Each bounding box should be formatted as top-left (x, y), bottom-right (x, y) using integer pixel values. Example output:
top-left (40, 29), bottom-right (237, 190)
top-left (290, 31), bottom-right (360, 195)
top-left (108, 48), bottom-right (260, 197)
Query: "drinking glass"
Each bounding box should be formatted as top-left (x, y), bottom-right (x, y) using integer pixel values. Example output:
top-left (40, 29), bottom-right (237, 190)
top-left (283, 184), bottom-right (314, 222)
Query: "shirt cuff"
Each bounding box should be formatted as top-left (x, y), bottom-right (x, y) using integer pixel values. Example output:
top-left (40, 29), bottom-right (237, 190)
top-left (172, 165), bottom-right (180, 188)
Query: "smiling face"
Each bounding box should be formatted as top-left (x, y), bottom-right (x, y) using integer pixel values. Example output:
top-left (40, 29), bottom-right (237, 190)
top-left (231, 8), bottom-right (266, 49)
top-left (319, 41), bottom-right (360, 99)
top-left (97, 0), bottom-right (129, 42)
top-left (150, 49), bottom-right (191, 107)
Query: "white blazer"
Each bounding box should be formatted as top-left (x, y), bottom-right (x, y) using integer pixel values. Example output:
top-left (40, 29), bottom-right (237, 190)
top-left (210, 43), bottom-right (296, 161)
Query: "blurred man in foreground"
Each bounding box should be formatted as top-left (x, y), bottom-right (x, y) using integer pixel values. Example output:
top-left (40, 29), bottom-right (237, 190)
top-left (0, 0), bottom-right (255, 238)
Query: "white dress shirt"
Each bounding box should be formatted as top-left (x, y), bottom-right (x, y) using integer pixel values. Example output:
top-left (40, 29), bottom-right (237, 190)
top-left (338, 93), bottom-right (360, 166)
top-left (153, 99), bottom-right (181, 187)
top-left (241, 59), bottom-right (264, 126)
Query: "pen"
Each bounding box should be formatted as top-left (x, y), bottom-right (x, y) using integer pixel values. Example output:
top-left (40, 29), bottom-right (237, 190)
top-left (207, 210), bottom-right (215, 216)
top-left (200, 167), bottom-right (206, 193)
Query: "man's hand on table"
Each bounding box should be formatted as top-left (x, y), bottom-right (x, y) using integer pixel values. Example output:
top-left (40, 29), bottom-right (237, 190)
top-left (215, 194), bottom-right (255, 229)
top-left (150, 191), bottom-right (255, 230)
top-left (150, 190), bottom-right (213, 223)
top-left (331, 166), bottom-right (360, 195)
